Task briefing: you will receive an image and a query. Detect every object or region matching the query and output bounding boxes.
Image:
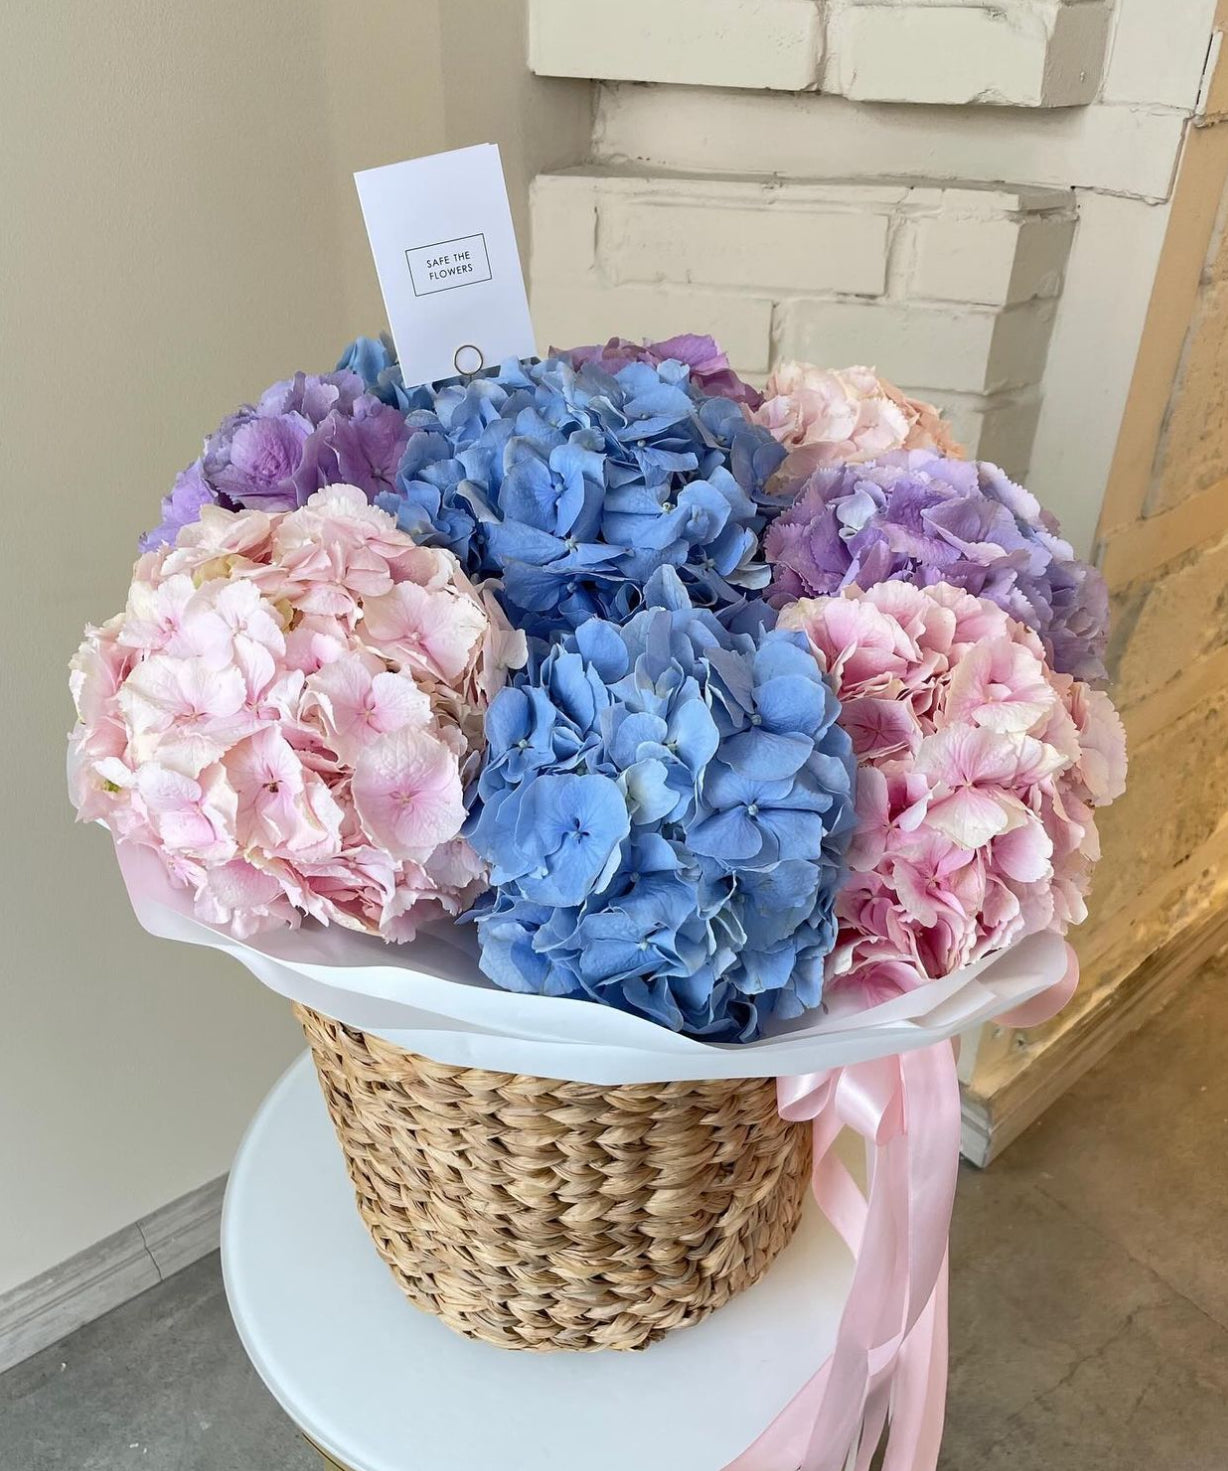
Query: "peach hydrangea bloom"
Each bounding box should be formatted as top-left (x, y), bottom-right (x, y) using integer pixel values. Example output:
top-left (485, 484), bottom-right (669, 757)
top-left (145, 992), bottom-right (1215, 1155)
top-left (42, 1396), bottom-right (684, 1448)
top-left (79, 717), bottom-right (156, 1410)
top-left (780, 581), bottom-right (1125, 1001)
top-left (69, 485), bottom-right (525, 940)
top-left (751, 361), bottom-right (965, 497)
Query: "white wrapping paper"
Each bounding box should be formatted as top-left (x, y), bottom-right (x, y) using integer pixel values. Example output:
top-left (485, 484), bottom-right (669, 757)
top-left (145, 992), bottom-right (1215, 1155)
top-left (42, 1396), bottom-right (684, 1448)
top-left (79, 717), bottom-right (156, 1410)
top-left (119, 842), bottom-right (1068, 1085)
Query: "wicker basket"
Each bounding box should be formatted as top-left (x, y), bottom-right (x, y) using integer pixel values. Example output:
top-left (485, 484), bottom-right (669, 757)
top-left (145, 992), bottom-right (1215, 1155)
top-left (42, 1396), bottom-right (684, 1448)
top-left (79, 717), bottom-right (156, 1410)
top-left (296, 1003), bottom-right (812, 1352)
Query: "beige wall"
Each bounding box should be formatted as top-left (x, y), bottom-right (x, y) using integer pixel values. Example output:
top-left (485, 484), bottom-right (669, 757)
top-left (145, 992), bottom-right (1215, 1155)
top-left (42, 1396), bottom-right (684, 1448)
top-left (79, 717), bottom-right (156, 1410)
top-left (0, 0), bottom-right (586, 1294)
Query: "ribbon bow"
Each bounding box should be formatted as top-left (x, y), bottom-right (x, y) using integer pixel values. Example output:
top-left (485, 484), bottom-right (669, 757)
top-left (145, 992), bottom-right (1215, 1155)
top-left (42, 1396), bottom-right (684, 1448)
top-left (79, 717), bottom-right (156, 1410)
top-left (727, 944), bottom-right (1079, 1471)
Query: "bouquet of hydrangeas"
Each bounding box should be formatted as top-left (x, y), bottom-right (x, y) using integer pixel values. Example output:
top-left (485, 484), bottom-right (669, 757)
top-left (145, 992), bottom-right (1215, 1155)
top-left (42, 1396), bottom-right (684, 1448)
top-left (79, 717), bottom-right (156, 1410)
top-left (72, 331), bottom-right (1124, 1043)
top-left (70, 325), bottom-right (1126, 1471)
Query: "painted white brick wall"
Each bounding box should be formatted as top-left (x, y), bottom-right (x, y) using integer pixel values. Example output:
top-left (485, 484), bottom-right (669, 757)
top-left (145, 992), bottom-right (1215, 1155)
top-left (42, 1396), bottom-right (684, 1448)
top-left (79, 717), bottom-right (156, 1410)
top-left (594, 85), bottom-right (1186, 205)
top-left (912, 213), bottom-right (1075, 306)
top-left (825, 1), bottom-right (1112, 108)
top-left (775, 298), bottom-right (1057, 394)
top-left (529, 0), bottom-right (1113, 108)
top-left (529, 0), bottom-right (824, 92)
top-left (1101, 0), bottom-right (1218, 107)
top-left (599, 195), bottom-right (890, 296)
top-left (531, 170), bottom-right (1075, 474)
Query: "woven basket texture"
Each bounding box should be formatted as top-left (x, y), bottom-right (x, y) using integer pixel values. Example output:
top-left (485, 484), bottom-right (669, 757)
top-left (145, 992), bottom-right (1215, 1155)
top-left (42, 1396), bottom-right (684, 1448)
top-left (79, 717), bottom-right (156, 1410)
top-left (296, 1003), bottom-right (812, 1351)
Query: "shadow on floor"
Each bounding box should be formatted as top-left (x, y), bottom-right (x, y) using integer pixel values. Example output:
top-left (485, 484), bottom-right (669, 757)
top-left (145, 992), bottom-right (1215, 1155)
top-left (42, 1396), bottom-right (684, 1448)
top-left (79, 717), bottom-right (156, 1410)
top-left (3, 956), bottom-right (1227, 1470)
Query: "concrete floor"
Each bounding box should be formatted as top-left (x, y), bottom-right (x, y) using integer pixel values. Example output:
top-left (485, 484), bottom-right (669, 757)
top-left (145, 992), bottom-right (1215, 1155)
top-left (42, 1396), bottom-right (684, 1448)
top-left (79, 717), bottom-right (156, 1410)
top-left (2, 958), bottom-right (1226, 1470)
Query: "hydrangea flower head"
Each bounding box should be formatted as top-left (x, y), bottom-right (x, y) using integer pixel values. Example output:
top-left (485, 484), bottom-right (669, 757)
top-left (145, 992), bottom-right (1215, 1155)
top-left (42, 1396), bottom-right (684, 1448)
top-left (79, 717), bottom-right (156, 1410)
top-left (336, 334), bottom-right (434, 416)
top-left (780, 582), bottom-right (1126, 1003)
top-left (71, 487), bottom-right (525, 940)
top-left (766, 450), bottom-right (1110, 681)
top-left (465, 568), bottom-right (857, 1040)
top-left (751, 362), bottom-right (963, 477)
top-left (363, 352), bottom-right (785, 641)
top-left (553, 333), bottom-right (762, 407)
top-left (140, 368), bottom-right (411, 550)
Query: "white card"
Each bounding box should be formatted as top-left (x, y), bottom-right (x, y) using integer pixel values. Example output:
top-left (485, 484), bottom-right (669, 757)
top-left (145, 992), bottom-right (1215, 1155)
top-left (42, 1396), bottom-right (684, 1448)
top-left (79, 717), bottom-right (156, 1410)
top-left (354, 144), bottom-right (536, 387)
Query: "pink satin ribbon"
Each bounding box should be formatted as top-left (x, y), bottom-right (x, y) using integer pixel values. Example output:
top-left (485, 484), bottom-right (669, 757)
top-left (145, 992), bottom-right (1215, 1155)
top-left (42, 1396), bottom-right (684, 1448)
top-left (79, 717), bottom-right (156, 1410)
top-left (726, 943), bottom-right (1079, 1471)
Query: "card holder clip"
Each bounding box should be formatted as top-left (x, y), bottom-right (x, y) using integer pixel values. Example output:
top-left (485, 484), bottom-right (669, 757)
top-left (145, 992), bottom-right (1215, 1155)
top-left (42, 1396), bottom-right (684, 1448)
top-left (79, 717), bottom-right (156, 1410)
top-left (453, 343), bottom-right (486, 380)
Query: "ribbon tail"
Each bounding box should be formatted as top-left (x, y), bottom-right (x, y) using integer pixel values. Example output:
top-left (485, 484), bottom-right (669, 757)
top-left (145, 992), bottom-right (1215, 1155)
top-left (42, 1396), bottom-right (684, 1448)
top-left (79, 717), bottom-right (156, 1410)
top-left (724, 938), bottom-right (1076, 1471)
top-left (725, 1043), bottom-right (963, 1471)
top-left (880, 1251), bottom-right (949, 1471)
top-left (852, 1385), bottom-right (891, 1471)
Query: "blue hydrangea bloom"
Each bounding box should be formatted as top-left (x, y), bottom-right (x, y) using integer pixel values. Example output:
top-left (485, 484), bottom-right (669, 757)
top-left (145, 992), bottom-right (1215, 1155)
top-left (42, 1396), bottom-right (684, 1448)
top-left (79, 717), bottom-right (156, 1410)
top-left (336, 334), bottom-right (433, 415)
top-left (465, 568), bottom-right (857, 1041)
top-left (339, 339), bottom-right (787, 641)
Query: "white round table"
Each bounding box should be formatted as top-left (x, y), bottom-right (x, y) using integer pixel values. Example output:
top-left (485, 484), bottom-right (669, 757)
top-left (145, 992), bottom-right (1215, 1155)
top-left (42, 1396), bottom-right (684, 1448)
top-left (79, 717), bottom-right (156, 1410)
top-left (222, 1054), bottom-right (853, 1471)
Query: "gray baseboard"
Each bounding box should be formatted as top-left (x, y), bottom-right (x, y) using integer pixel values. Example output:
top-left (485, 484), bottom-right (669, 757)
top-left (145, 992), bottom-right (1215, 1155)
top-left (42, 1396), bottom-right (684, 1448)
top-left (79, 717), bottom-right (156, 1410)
top-left (0, 1175), bottom-right (226, 1376)
top-left (961, 905), bottom-right (1228, 1167)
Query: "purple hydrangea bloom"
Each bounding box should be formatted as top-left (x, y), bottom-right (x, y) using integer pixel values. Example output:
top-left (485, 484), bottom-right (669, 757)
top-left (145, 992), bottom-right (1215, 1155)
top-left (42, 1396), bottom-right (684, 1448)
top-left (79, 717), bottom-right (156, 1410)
top-left (765, 450), bottom-right (1109, 681)
top-left (140, 369), bottom-right (410, 550)
top-left (139, 460), bottom-right (219, 551)
top-left (553, 334), bottom-right (763, 409)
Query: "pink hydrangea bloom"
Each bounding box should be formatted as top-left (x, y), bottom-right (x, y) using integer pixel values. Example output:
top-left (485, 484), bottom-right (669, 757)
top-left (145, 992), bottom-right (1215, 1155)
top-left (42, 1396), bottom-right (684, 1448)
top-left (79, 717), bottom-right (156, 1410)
top-left (69, 485), bottom-right (526, 941)
top-left (751, 362), bottom-right (965, 495)
top-left (779, 581), bottom-right (1126, 1000)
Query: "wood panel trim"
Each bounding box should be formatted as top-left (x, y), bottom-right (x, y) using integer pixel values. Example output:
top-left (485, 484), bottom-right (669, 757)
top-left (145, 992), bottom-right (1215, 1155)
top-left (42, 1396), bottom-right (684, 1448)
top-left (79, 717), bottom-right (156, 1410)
top-left (1099, 472), bottom-right (1228, 586)
top-left (1122, 642), bottom-right (1228, 747)
top-left (1096, 118), bottom-right (1228, 540)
